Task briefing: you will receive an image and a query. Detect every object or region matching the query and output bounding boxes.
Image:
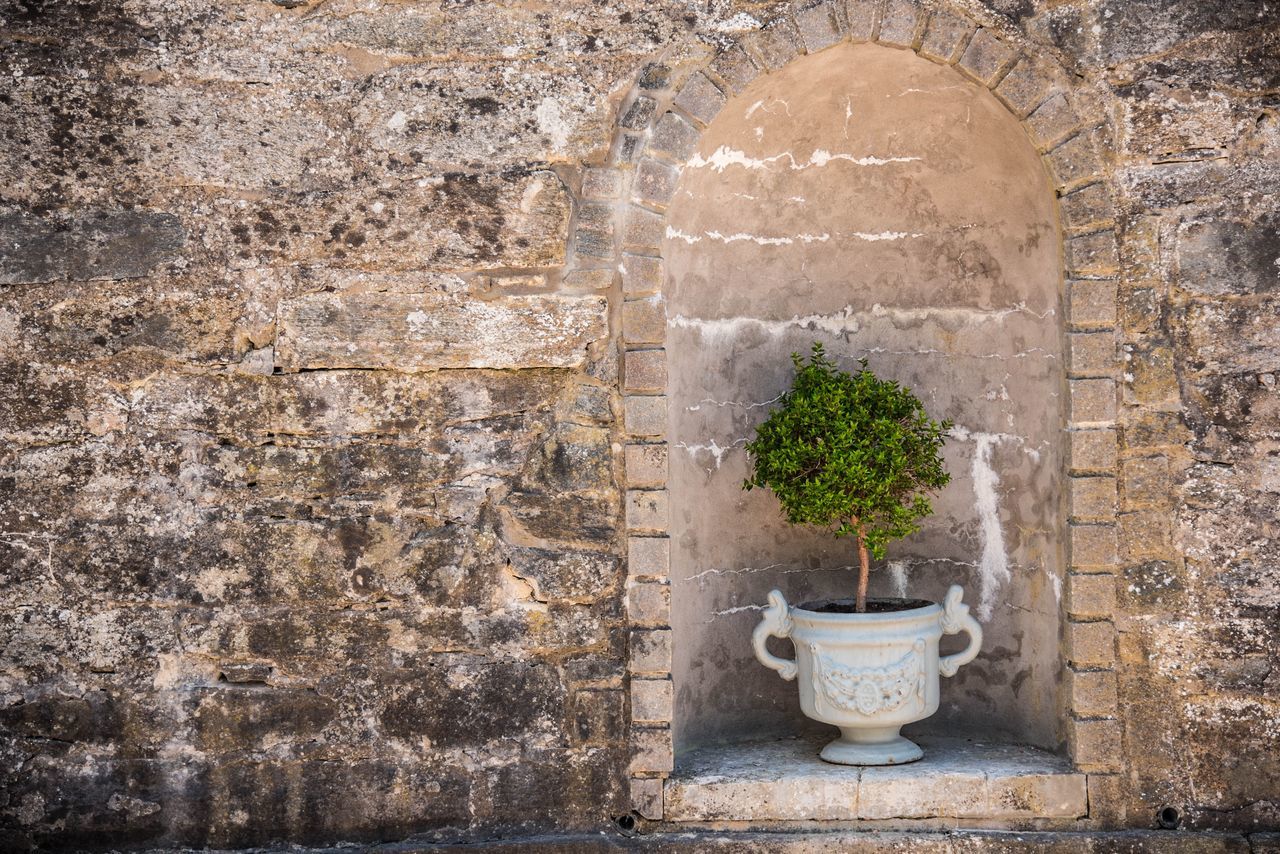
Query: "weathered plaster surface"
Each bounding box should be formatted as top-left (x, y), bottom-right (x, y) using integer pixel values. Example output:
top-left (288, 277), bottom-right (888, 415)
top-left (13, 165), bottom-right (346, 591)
top-left (664, 43), bottom-right (1064, 752)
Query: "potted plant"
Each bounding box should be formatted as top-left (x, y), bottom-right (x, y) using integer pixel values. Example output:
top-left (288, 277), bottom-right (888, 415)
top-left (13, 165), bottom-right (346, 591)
top-left (745, 343), bottom-right (983, 765)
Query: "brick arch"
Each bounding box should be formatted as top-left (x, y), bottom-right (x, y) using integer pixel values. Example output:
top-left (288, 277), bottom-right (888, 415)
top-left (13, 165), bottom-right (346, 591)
top-left (566, 0), bottom-right (1124, 820)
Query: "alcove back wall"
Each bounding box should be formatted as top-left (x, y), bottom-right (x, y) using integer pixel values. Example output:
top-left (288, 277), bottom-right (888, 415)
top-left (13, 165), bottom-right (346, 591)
top-left (664, 42), bottom-right (1065, 752)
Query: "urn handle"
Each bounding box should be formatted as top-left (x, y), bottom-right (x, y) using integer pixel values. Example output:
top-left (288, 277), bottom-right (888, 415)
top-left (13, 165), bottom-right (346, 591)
top-left (752, 589), bottom-right (797, 681)
top-left (938, 584), bottom-right (983, 677)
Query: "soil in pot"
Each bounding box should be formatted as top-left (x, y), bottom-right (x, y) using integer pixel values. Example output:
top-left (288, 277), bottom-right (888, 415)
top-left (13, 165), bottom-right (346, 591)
top-left (800, 598), bottom-right (935, 614)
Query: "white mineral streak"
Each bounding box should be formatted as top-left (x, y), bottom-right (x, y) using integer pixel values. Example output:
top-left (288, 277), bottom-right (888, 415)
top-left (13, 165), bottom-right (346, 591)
top-left (685, 145), bottom-right (920, 173)
top-left (668, 303), bottom-right (1052, 340)
top-left (534, 97), bottom-right (570, 149)
top-left (887, 559), bottom-right (911, 598)
top-left (684, 563), bottom-right (855, 583)
top-left (704, 603), bottom-right (765, 622)
top-left (949, 426), bottom-right (1011, 622)
top-left (686, 392), bottom-right (783, 412)
top-left (675, 438), bottom-right (746, 470)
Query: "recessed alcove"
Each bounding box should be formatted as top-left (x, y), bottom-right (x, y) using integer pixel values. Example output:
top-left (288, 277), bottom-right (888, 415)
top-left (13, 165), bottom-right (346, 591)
top-left (660, 40), bottom-right (1068, 808)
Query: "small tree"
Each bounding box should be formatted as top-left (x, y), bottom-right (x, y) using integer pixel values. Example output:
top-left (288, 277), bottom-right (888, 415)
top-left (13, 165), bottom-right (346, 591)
top-left (743, 343), bottom-right (952, 613)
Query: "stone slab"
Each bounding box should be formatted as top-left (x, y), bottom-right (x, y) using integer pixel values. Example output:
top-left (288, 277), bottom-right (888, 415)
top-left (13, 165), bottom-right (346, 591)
top-left (277, 291), bottom-right (607, 370)
top-left (663, 735), bottom-right (1086, 822)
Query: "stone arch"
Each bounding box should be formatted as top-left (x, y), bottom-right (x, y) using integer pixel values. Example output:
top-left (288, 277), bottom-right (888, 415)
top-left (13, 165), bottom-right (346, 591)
top-left (564, 0), bottom-right (1123, 819)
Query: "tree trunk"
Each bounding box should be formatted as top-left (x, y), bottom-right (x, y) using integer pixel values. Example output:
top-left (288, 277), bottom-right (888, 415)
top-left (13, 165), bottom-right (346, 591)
top-left (855, 525), bottom-right (870, 613)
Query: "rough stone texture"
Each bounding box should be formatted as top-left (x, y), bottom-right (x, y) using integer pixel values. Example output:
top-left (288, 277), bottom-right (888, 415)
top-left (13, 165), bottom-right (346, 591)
top-left (2, 0), bottom-right (1279, 847)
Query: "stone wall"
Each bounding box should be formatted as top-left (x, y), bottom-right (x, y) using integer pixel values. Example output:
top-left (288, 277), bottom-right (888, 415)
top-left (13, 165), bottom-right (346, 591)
top-left (0, 0), bottom-right (1277, 848)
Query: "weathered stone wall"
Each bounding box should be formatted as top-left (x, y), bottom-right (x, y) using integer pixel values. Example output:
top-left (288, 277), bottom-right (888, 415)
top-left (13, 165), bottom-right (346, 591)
top-left (0, 0), bottom-right (1277, 848)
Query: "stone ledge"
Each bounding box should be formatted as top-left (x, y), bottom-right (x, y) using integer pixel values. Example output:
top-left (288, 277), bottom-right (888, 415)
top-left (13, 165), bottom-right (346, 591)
top-left (664, 735), bottom-right (1086, 823)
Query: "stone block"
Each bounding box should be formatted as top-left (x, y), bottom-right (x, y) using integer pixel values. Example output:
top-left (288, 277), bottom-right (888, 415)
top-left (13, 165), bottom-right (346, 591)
top-left (1177, 214), bottom-right (1280, 296)
top-left (877, 0), bottom-right (921, 48)
top-left (1068, 620), bottom-right (1116, 668)
top-left (627, 580), bottom-right (671, 628)
top-left (1067, 668), bottom-right (1118, 718)
top-left (633, 159), bottom-right (679, 207)
top-left (1026, 93), bottom-right (1081, 150)
top-left (958, 28), bottom-right (1014, 84)
top-left (624, 349), bottom-right (668, 394)
top-left (1068, 331), bottom-right (1116, 378)
top-left (626, 489), bottom-right (669, 533)
top-left (276, 292), bottom-right (607, 371)
top-left (621, 254), bottom-right (664, 296)
top-left (569, 688), bottom-right (625, 745)
top-left (0, 210), bottom-right (185, 285)
top-left (1120, 511), bottom-right (1173, 561)
top-left (629, 776), bottom-right (663, 820)
top-left (629, 727), bottom-right (674, 774)
top-left (1180, 297), bottom-right (1280, 375)
top-left (1066, 230), bottom-right (1120, 277)
top-left (795, 1), bottom-right (846, 53)
top-left (744, 18), bottom-right (803, 71)
top-left (1067, 573), bottom-right (1117, 619)
top-left (1067, 279), bottom-right (1118, 330)
top-left (563, 268), bottom-right (615, 290)
top-left (625, 443), bottom-right (668, 488)
top-left (629, 629), bottom-right (673, 674)
top-left (1047, 130), bottom-right (1104, 189)
top-left (709, 45), bottom-right (762, 95)
top-left (845, 0), bottom-right (880, 41)
top-left (1069, 378), bottom-right (1117, 424)
top-left (994, 59), bottom-right (1056, 117)
top-left (1060, 182), bottom-right (1115, 231)
top-left (624, 395), bottom-right (667, 438)
top-left (628, 536), bottom-right (670, 578)
top-left (622, 297), bottom-right (667, 344)
top-left (919, 10), bottom-right (973, 63)
top-left (581, 168), bottom-right (622, 200)
top-left (672, 73), bottom-right (726, 126)
top-left (1070, 476), bottom-right (1116, 522)
top-left (631, 678), bottom-right (674, 723)
top-left (1071, 524), bottom-right (1119, 569)
top-left (620, 94), bottom-right (657, 130)
top-left (623, 205), bottom-right (667, 252)
top-left (1069, 718), bottom-right (1122, 771)
top-left (1122, 456), bottom-right (1170, 508)
top-left (649, 112), bottom-right (701, 162)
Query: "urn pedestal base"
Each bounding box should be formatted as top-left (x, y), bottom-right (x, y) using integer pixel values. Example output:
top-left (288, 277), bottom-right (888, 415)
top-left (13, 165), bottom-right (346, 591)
top-left (820, 726), bottom-right (923, 766)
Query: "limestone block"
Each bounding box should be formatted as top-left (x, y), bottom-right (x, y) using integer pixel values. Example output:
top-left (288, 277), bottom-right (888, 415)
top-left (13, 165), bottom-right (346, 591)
top-left (628, 536), bottom-right (670, 579)
top-left (919, 10), bottom-right (973, 63)
top-left (709, 45), bottom-right (762, 95)
top-left (1067, 279), bottom-right (1118, 330)
top-left (1068, 620), bottom-right (1117, 668)
top-left (631, 678), bottom-right (674, 723)
top-left (994, 59), bottom-right (1056, 117)
top-left (672, 73), bottom-right (727, 126)
top-left (629, 629), bottom-right (673, 674)
top-left (620, 94), bottom-right (657, 130)
top-left (629, 727), bottom-right (674, 774)
top-left (1069, 429), bottom-right (1118, 475)
top-left (1069, 378), bottom-right (1117, 424)
top-left (1060, 182), bottom-right (1116, 231)
top-left (624, 349), bottom-right (668, 394)
top-left (1026, 93), bottom-right (1082, 150)
top-left (563, 269), bottom-right (614, 291)
top-left (626, 581), bottom-right (671, 627)
top-left (1070, 476), bottom-right (1117, 522)
top-left (876, 0), bottom-right (921, 49)
top-left (1067, 573), bottom-right (1117, 620)
top-left (624, 395), bottom-right (667, 438)
top-left (1120, 511), bottom-right (1174, 561)
top-left (581, 168), bottom-right (621, 201)
top-left (0, 210), bottom-right (184, 285)
top-left (649, 112), bottom-right (701, 162)
top-left (958, 28), bottom-right (1014, 84)
top-left (1047, 131), bottom-right (1104, 189)
top-left (622, 297), bottom-right (667, 344)
top-left (1068, 331), bottom-right (1117, 378)
top-left (1066, 230), bottom-right (1120, 277)
top-left (1071, 524), bottom-right (1119, 569)
top-left (1067, 668), bottom-right (1119, 718)
top-left (569, 688), bottom-right (625, 745)
top-left (1122, 456), bottom-right (1171, 508)
top-left (1069, 718), bottom-right (1123, 771)
top-left (1181, 298), bottom-right (1280, 375)
top-left (795, 2), bottom-right (845, 53)
top-left (1177, 215), bottom-right (1280, 296)
top-left (845, 0), bottom-right (880, 41)
top-left (625, 444), bottom-right (668, 488)
top-left (744, 18), bottom-right (803, 71)
top-left (629, 776), bottom-right (663, 820)
top-left (633, 159), bottom-right (679, 207)
top-left (623, 205), bottom-right (667, 252)
top-left (626, 489), bottom-right (669, 533)
top-left (276, 291), bottom-right (606, 371)
top-left (621, 254), bottom-right (664, 295)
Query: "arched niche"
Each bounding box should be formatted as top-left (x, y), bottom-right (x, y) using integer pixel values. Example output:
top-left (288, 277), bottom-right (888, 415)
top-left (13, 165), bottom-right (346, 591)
top-left (664, 41), bottom-right (1065, 753)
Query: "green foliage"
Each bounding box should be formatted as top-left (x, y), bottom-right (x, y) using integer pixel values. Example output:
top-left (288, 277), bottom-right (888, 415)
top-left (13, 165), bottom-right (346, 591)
top-left (743, 343), bottom-right (952, 560)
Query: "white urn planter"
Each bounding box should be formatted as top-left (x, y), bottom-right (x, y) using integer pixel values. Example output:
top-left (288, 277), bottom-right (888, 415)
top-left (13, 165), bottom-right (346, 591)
top-left (752, 584), bottom-right (982, 765)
